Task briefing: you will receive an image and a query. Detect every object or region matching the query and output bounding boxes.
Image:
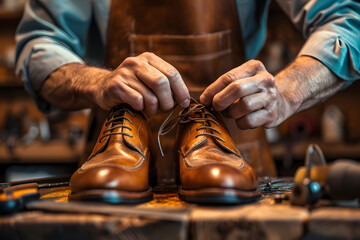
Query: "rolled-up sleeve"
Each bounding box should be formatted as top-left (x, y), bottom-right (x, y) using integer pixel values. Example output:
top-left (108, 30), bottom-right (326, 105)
top-left (15, 0), bottom-right (92, 112)
top-left (276, 0), bottom-right (360, 87)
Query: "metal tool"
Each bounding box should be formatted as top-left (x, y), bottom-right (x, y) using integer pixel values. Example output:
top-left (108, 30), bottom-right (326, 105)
top-left (0, 175), bottom-right (71, 189)
top-left (291, 144), bottom-right (360, 206)
top-left (0, 175), bottom-right (70, 214)
top-left (0, 183), bottom-right (40, 214)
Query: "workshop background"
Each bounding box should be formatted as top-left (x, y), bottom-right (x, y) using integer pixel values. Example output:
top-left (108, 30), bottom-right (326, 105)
top-left (0, 0), bottom-right (359, 182)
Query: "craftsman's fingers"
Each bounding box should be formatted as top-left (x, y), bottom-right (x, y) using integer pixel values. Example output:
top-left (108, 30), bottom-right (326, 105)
top-left (140, 52), bottom-right (190, 108)
top-left (234, 91), bottom-right (283, 130)
top-left (96, 78), bottom-right (144, 112)
top-left (134, 62), bottom-right (174, 112)
top-left (235, 109), bottom-right (271, 130)
top-left (123, 74), bottom-right (159, 115)
top-left (227, 92), bottom-right (271, 119)
top-left (212, 71), bottom-right (274, 111)
top-left (200, 60), bottom-right (267, 106)
top-left (121, 52), bottom-right (190, 111)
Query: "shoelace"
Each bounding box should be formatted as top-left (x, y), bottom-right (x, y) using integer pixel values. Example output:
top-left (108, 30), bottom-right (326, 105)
top-left (158, 98), bottom-right (226, 156)
top-left (98, 106), bottom-right (134, 143)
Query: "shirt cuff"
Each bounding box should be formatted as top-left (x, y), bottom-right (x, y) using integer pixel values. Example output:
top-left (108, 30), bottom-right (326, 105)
top-left (298, 30), bottom-right (360, 88)
top-left (16, 37), bottom-right (84, 113)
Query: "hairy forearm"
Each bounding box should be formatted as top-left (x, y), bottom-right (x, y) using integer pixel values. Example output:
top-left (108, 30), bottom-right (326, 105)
top-left (39, 63), bottom-right (110, 110)
top-left (276, 56), bottom-right (345, 114)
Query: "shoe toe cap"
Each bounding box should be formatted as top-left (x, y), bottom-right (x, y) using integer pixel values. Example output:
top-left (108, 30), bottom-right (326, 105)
top-left (181, 163), bottom-right (258, 191)
top-left (70, 166), bottom-right (148, 193)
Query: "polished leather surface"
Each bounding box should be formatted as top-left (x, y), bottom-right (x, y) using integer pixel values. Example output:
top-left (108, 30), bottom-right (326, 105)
top-left (70, 105), bottom-right (152, 195)
top-left (176, 103), bottom-right (258, 191)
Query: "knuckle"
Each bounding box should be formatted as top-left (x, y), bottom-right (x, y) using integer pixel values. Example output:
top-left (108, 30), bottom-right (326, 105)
top-left (122, 57), bottom-right (139, 67)
top-left (148, 95), bottom-right (158, 106)
top-left (222, 71), bottom-right (238, 84)
top-left (249, 59), bottom-right (265, 70)
top-left (133, 95), bottom-right (144, 110)
top-left (261, 72), bottom-right (275, 85)
top-left (268, 88), bottom-right (277, 99)
top-left (213, 95), bottom-right (224, 110)
top-left (153, 76), bottom-right (169, 89)
top-left (268, 108), bottom-right (277, 120)
top-left (166, 67), bottom-right (180, 79)
top-left (240, 98), bottom-right (251, 113)
top-left (233, 81), bottom-right (244, 96)
top-left (141, 52), bottom-right (155, 59)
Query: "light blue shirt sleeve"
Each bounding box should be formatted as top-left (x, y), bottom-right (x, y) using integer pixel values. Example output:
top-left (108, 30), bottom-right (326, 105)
top-left (276, 0), bottom-right (360, 87)
top-left (15, 0), bottom-right (93, 112)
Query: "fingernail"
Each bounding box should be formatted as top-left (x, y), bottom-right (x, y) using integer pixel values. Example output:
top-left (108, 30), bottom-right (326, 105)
top-left (180, 98), bottom-right (190, 108)
top-left (200, 94), bottom-right (207, 104)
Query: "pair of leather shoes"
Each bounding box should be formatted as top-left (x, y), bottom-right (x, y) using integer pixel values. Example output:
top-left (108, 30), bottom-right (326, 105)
top-left (69, 100), bottom-right (260, 204)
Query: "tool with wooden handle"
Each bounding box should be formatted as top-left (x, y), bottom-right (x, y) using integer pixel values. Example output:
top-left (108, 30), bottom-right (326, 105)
top-left (0, 175), bottom-right (70, 214)
top-left (0, 183), bottom-right (40, 214)
top-left (292, 144), bottom-right (360, 205)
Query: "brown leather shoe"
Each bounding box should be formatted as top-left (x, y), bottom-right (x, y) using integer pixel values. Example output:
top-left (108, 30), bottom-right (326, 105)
top-left (161, 99), bottom-right (261, 204)
top-left (69, 105), bottom-right (155, 204)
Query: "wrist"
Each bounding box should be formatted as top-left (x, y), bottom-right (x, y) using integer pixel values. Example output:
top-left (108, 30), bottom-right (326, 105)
top-left (274, 56), bottom-right (343, 115)
top-left (74, 65), bottom-right (111, 108)
top-left (40, 62), bottom-right (111, 110)
top-left (274, 60), bottom-right (306, 118)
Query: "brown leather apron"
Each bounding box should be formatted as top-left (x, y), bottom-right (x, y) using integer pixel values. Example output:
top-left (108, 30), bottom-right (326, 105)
top-left (89, 0), bottom-right (276, 183)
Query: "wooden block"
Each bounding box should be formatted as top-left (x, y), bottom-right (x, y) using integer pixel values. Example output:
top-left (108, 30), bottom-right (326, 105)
top-left (190, 204), bottom-right (308, 240)
top-left (0, 210), bottom-right (189, 240)
top-left (305, 207), bottom-right (360, 239)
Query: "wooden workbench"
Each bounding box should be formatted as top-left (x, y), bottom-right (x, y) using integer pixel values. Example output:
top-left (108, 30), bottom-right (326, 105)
top-left (0, 178), bottom-right (359, 240)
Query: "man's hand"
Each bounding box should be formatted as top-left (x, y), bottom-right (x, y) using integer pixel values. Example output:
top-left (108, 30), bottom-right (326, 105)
top-left (40, 52), bottom-right (190, 113)
top-left (95, 52), bottom-right (190, 114)
top-left (200, 60), bottom-right (288, 129)
top-left (200, 57), bottom-right (344, 129)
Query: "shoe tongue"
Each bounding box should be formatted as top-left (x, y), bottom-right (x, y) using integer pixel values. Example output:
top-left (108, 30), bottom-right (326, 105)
top-left (181, 104), bottom-right (241, 157)
top-left (186, 103), bottom-right (205, 118)
top-left (180, 103), bottom-right (210, 155)
top-left (110, 107), bottom-right (147, 158)
top-left (112, 109), bottom-right (126, 124)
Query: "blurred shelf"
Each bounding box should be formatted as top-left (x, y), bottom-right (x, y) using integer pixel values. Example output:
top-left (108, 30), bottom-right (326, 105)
top-left (0, 8), bottom-right (23, 20)
top-left (0, 79), bottom-right (23, 89)
top-left (0, 140), bottom-right (85, 164)
top-left (271, 139), bottom-right (360, 161)
top-left (0, 66), bottom-right (22, 88)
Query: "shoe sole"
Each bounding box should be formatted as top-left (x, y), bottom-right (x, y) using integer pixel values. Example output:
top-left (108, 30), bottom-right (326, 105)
top-left (178, 186), bottom-right (261, 204)
top-left (68, 188), bottom-right (153, 204)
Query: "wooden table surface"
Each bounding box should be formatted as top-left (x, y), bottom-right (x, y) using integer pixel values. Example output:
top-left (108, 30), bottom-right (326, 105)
top-left (0, 178), bottom-right (359, 240)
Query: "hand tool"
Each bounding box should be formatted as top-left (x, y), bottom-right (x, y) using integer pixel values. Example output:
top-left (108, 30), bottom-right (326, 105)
top-left (0, 183), bottom-right (40, 214)
top-left (0, 175), bottom-right (70, 214)
top-left (291, 144), bottom-right (360, 206)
